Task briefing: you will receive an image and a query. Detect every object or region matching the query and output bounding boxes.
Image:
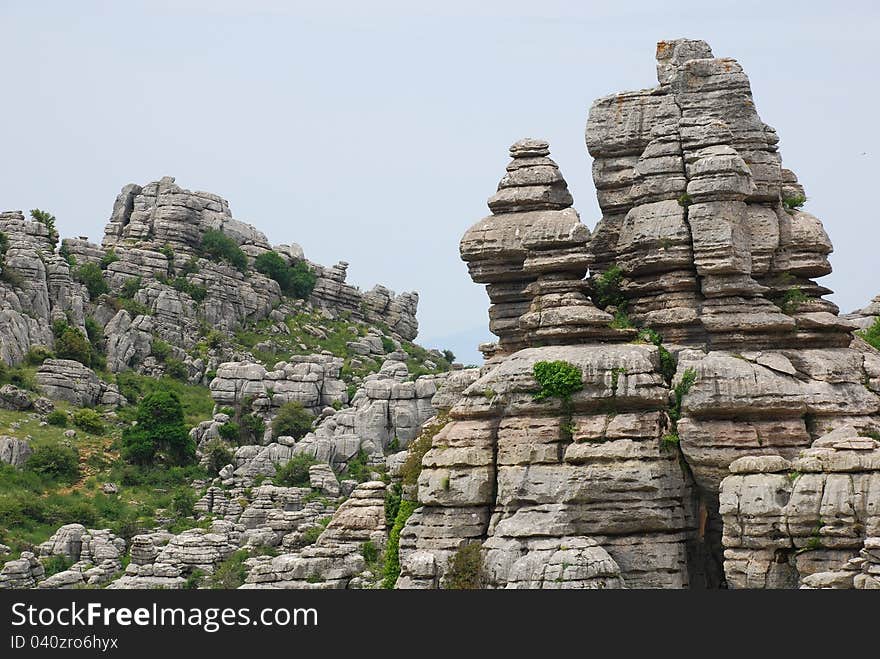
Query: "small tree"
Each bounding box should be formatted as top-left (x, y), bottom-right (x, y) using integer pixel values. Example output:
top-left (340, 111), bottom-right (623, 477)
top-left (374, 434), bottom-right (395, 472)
top-left (30, 209), bottom-right (59, 246)
top-left (270, 401), bottom-right (314, 440)
top-left (273, 453), bottom-right (318, 487)
top-left (26, 444), bottom-right (80, 483)
top-left (74, 262), bottom-right (109, 299)
top-left (54, 325), bottom-right (92, 366)
top-left (199, 229), bottom-right (248, 272)
top-left (121, 389), bottom-right (195, 466)
top-left (254, 251), bottom-right (316, 299)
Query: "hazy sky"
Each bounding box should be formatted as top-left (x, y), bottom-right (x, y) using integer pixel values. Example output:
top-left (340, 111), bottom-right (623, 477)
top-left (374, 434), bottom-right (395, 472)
top-left (2, 1), bottom-right (878, 363)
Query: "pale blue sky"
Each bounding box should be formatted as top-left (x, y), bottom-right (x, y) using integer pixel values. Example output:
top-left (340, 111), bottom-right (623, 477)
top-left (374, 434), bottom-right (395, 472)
top-left (1, 1), bottom-right (877, 363)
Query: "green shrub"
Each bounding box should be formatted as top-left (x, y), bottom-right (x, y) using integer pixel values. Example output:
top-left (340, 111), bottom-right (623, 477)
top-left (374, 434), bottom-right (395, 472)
top-left (73, 261), bottom-right (108, 299)
top-left (381, 336), bottom-right (396, 353)
top-left (184, 569), bottom-right (205, 590)
top-left (593, 264), bottom-right (626, 310)
top-left (179, 257), bottom-right (200, 276)
top-left (151, 338), bottom-right (171, 362)
top-left (637, 328), bottom-right (676, 382)
top-left (240, 413), bottom-right (265, 443)
top-left (72, 408), bottom-right (105, 434)
top-left (677, 193), bottom-right (693, 208)
top-left (301, 517), bottom-right (331, 546)
top-left (218, 422), bottom-right (240, 442)
top-left (341, 449), bottom-right (371, 483)
top-left (443, 543), bottom-right (484, 590)
top-left (167, 276), bottom-right (208, 302)
top-left (204, 441), bottom-right (234, 474)
top-left (209, 549), bottom-right (249, 589)
top-left (254, 251), bottom-right (316, 299)
top-left (121, 388), bottom-right (195, 466)
top-left (777, 287), bottom-right (808, 314)
top-left (170, 488), bottom-right (196, 518)
top-left (26, 444), bottom-right (80, 482)
top-left (661, 432), bottom-right (680, 450)
top-left (782, 194), bottom-right (807, 211)
top-left (382, 499), bottom-right (419, 588)
top-left (24, 346), bottom-right (53, 366)
top-left (158, 244), bottom-right (175, 268)
top-left (0, 231), bottom-right (8, 257)
top-left (205, 330), bottom-right (225, 350)
top-left (384, 482), bottom-right (402, 527)
top-left (669, 368), bottom-right (697, 425)
top-left (287, 260), bottom-right (317, 299)
top-left (99, 250), bottom-right (120, 269)
top-left (119, 276), bottom-right (142, 299)
top-left (273, 453), bottom-right (319, 487)
top-left (3, 366), bottom-right (37, 391)
top-left (532, 360), bottom-right (583, 402)
top-left (42, 554), bottom-right (74, 577)
top-left (30, 209), bottom-right (58, 245)
top-left (858, 318), bottom-right (880, 351)
top-left (199, 229), bottom-right (247, 272)
top-left (164, 358), bottom-right (188, 381)
top-left (400, 415), bottom-right (447, 488)
top-left (270, 401), bottom-right (314, 440)
top-left (442, 349), bottom-right (456, 363)
top-left (54, 324), bottom-right (92, 366)
top-left (609, 309), bottom-right (633, 330)
top-left (46, 410), bottom-right (68, 427)
top-left (361, 540), bottom-right (379, 565)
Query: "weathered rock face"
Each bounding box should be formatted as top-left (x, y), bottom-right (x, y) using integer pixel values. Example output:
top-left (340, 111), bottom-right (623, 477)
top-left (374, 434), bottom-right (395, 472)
top-left (719, 426), bottom-right (880, 588)
top-left (460, 140), bottom-right (579, 354)
top-left (399, 344), bottom-right (703, 589)
top-left (0, 211), bottom-right (76, 364)
top-left (0, 552), bottom-right (45, 590)
top-left (35, 359), bottom-right (125, 407)
top-left (400, 39), bottom-right (880, 589)
top-left (586, 39), bottom-right (844, 350)
top-left (243, 481), bottom-right (387, 589)
top-left (210, 355), bottom-right (347, 418)
top-left (845, 294), bottom-right (880, 331)
top-left (0, 436), bottom-right (32, 469)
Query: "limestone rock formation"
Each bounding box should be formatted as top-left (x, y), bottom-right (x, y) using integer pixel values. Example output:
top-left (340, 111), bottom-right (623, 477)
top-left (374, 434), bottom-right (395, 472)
top-left (397, 38), bottom-right (880, 590)
top-left (720, 425), bottom-right (880, 588)
top-left (0, 436), bottom-right (32, 468)
top-left (35, 359), bottom-right (125, 407)
top-left (243, 481), bottom-right (387, 589)
top-left (845, 294), bottom-right (880, 331)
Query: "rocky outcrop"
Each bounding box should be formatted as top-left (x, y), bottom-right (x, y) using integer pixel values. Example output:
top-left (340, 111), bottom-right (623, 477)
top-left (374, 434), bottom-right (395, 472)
top-left (586, 39), bottom-right (844, 349)
top-left (0, 436), bottom-right (32, 468)
top-left (108, 520), bottom-right (240, 589)
top-left (398, 38), bottom-right (880, 590)
top-left (719, 425), bottom-right (880, 588)
top-left (0, 384), bottom-right (33, 411)
top-left (210, 356), bottom-right (347, 418)
top-left (398, 344), bottom-right (702, 589)
top-left (35, 359), bottom-right (125, 407)
top-left (845, 295), bottom-right (880, 331)
top-left (0, 211), bottom-right (74, 364)
top-left (243, 481), bottom-right (387, 589)
top-left (0, 552), bottom-right (45, 590)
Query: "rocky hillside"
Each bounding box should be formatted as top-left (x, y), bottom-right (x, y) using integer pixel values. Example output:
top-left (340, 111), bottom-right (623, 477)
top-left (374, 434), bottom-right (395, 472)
top-left (2, 38), bottom-right (879, 591)
top-left (0, 176), bottom-right (463, 589)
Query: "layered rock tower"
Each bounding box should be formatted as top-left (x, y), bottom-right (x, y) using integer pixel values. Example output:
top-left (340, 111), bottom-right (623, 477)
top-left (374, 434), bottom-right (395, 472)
top-left (397, 39), bottom-right (880, 589)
